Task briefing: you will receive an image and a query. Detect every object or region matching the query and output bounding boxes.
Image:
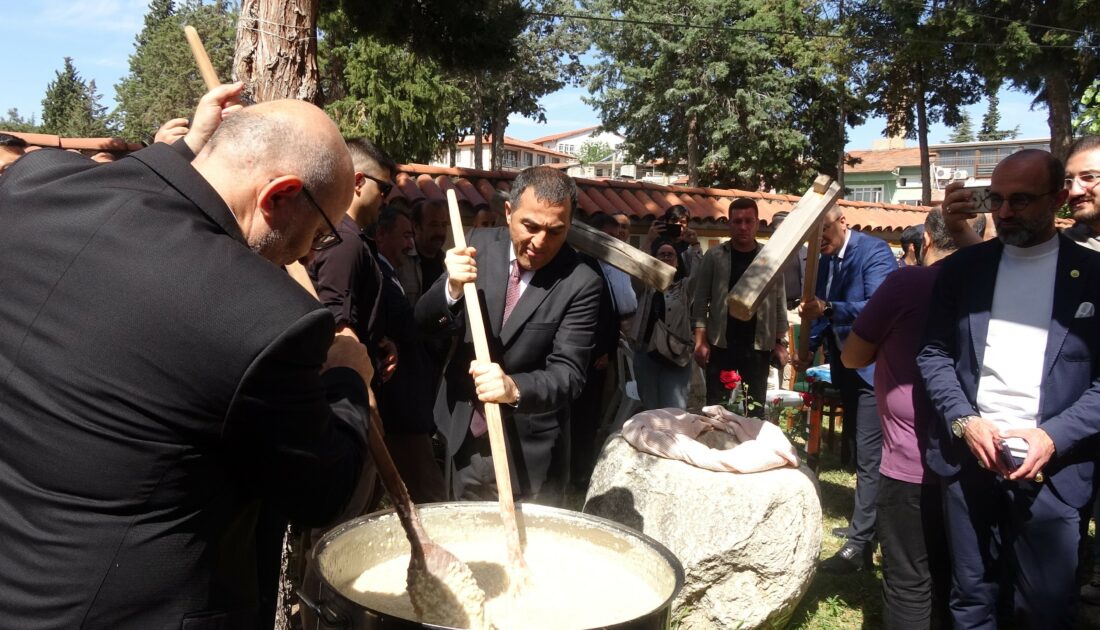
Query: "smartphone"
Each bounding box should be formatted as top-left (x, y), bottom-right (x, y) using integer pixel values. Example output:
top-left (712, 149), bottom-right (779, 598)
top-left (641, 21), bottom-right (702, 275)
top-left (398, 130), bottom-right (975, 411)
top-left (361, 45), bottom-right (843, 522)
top-left (998, 439), bottom-right (1019, 472)
top-left (961, 186), bottom-right (991, 213)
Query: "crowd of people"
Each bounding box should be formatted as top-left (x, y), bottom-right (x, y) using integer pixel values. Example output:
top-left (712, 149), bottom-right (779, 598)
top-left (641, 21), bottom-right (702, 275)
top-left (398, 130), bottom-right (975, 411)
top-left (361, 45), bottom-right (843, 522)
top-left (4, 82), bottom-right (1100, 630)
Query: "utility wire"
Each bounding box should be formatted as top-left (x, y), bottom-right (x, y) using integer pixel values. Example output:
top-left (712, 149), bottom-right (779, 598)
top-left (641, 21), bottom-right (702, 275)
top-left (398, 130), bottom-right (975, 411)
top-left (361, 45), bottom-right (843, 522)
top-left (529, 10), bottom-right (1097, 50)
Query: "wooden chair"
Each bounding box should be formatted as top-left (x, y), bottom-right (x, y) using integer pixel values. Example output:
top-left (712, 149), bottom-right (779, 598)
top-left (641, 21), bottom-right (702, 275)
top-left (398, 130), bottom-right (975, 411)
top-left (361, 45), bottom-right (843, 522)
top-left (788, 324), bottom-right (843, 471)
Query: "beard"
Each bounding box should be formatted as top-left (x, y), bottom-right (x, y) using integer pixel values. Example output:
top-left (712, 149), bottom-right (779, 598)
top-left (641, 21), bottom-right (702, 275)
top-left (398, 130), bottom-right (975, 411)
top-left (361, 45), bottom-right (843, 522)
top-left (996, 211), bottom-right (1053, 247)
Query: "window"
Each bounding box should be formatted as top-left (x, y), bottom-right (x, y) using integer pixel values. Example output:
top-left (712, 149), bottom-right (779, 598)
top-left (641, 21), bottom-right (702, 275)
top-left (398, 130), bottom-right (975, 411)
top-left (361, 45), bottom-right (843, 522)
top-left (523, 152), bottom-right (533, 166)
top-left (848, 186), bottom-right (883, 203)
top-left (551, 157), bottom-right (561, 164)
top-left (503, 150), bottom-right (519, 168)
top-left (537, 154), bottom-right (546, 165)
top-left (558, 143), bottom-right (575, 154)
top-left (900, 199), bottom-right (923, 206)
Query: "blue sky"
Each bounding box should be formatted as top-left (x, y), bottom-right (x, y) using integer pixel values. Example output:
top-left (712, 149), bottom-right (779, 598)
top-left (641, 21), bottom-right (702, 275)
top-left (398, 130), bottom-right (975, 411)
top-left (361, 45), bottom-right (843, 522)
top-left (2, 0), bottom-right (1052, 149)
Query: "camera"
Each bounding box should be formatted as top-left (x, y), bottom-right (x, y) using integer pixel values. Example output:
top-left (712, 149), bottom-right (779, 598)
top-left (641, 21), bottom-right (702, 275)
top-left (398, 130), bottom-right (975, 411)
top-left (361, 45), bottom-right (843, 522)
top-left (658, 222), bottom-right (682, 239)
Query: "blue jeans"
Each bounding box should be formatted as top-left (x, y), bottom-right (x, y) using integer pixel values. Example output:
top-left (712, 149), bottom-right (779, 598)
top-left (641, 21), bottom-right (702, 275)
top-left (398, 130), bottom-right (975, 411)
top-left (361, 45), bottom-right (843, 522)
top-left (633, 350), bottom-right (691, 410)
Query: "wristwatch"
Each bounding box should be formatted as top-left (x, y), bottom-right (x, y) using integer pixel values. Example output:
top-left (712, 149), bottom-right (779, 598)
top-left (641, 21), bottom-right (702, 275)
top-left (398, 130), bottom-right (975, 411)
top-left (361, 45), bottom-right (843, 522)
top-left (823, 302), bottom-right (834, 319)
top-left (951, 415), bottom-right (977, 438)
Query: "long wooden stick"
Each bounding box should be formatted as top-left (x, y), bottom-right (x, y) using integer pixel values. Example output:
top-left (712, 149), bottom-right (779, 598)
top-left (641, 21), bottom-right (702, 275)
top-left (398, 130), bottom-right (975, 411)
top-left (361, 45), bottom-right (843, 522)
top-left (183, 25), bottom-right (222, 92)
top-left (797, 222), bottom-right (824, 363)
top-left (445, 190), bottom-right (530, 583)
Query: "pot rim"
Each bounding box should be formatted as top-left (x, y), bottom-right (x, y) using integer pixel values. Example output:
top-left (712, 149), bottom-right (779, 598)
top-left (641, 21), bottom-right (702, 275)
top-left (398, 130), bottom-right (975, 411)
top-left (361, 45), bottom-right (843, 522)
top-left (310, 501), bottom-right (685, 630)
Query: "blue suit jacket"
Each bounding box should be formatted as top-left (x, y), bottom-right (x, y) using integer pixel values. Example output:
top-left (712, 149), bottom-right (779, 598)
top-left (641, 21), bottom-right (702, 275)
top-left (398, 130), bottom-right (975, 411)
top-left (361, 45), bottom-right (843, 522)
top-left (809, 229), bottom-right (898, 383)
top-left (917, 234), bottom-right (1100, 508)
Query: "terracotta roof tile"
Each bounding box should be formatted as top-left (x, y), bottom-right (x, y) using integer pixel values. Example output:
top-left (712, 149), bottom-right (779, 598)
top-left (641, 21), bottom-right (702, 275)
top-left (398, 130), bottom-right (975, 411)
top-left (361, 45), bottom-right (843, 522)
top-left (452, 178), bottom-right (488, 209)
top-left (475, 179), bottom-right (500, 204)
top-left (846, 148), bottom-right (928, 173)
top-left (394, 172), bottom-right (425, 204)
top-left (415, 174), bottom-right (445, 201)
top-left (2, 131), bottom-right (143, 152)
top-left (526, 125), bottom-right (601, 146)
top-left (456, 135), bottom-right (575, 159)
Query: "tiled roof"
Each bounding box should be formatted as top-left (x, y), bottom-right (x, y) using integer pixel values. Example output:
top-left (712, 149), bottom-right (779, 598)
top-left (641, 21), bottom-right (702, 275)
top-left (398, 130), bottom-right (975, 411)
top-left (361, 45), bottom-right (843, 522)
top-left (2, 130), bottom-right (143, 153)
top-left (526, 125), bottom-right (600, 146)
top-left (846, 148), bottom-right (927, 173)
top-left (455, 135), bottom-right (574, 159)
top-left (389, 163), bottom-right (930, 232)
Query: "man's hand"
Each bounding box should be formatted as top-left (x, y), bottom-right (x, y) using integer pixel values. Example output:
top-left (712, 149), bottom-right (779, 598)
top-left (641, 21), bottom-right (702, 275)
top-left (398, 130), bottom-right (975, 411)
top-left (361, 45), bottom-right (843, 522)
top-left (323, 335), bottom-right (374, 386)
top-left (799, 297), bottom-right (827, 320)
top-left (183, 82), bottom-right (245, 155)
top-left (681, 226), bottom-right (699, 246)
top-left (773, 343), bottom-right (789, 368)
top-left (376, 337), bottom-right (398, 383)
top-left (961, 417), bottom-right (1012, 476)
top-left (154, 118), bottom-right (190, 145)
top-left (693, 340), bottom-right (710, 368)
top-left (469, 360), bottom-right (519, 405)
top-left (791, 352), bottom-right (812, 373)
top-left (445, 245), bottom-right (478, 301)
top-left (1004, 427), bottom-right (1056, 482)
top-left (940, 182), bottom-right (983, 248)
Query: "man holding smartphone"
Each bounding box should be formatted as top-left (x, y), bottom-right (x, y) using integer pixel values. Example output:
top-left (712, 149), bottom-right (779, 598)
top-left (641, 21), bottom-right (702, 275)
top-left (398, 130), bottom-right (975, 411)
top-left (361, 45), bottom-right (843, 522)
top-left (920, 149), bottom-right (1100, 627)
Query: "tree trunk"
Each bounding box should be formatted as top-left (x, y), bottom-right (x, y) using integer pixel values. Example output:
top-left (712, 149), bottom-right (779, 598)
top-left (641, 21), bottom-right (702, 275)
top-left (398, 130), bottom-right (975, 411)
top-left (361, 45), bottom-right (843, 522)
top-left (449, 145), bottom-right (456, 168)
top-left (686, 113), bottom-right (699, 187)
top-left (234, 0), bottom-right (321, 104)
top-left (471, 77), bottom-right (484, 170)
top-left (490, 112), bottom-right (507, 172)
top-left (1045, 69), bottom-right (1073, 161)
top-left (916, 64), bottom-right (932, 206)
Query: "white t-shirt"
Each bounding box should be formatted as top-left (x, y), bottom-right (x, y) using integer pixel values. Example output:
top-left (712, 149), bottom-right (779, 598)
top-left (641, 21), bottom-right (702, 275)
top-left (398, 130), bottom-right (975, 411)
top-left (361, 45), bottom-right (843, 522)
top-left (976, 235), bottom-right (1059, 457)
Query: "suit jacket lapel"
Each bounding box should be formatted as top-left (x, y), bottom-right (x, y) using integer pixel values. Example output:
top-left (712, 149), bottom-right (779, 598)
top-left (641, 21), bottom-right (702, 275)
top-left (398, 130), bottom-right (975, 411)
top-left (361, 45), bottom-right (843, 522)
top-left (1044, 236), bottom-right (1084, 378)
top-left (481, 231), bottom-right (510, 339)
top-left (499, 247), bottom-right (571, 346)
top-left (968, 241), bottom-right (1002, 370)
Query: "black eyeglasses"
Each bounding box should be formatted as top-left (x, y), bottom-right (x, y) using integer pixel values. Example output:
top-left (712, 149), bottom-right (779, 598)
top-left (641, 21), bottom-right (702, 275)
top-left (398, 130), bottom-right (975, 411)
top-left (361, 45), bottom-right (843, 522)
top-left (363, 174), bottom-right (394, 197)
top-left (978, 190), bottom-right (1058, 212)
top-left (301, 187), bottom-right (343, 251)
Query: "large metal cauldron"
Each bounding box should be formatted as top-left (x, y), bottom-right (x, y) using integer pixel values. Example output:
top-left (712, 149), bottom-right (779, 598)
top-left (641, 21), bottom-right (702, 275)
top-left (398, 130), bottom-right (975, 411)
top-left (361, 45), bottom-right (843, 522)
top-left (305, 502), bottom-right (684, 629)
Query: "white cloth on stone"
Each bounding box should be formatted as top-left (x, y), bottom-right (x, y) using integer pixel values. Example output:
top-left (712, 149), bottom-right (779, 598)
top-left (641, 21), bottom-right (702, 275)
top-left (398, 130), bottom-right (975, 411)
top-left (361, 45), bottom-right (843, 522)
top-left (620, 406), bottom-right (799, 473)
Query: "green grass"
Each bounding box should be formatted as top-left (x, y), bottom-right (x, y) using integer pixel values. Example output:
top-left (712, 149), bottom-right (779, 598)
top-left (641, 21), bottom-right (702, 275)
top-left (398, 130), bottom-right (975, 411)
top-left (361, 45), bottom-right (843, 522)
top-left (785, 447), bottom-right (882, 630)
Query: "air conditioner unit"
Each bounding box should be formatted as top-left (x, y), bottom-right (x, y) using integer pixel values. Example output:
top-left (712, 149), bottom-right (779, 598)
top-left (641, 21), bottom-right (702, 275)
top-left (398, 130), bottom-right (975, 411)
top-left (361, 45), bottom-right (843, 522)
top-left (620, 164), bottom-right (637, 178)
top-left (953, 169), bottom-right (968, 180)
top-left (934, 166), bottom-right (953, 180)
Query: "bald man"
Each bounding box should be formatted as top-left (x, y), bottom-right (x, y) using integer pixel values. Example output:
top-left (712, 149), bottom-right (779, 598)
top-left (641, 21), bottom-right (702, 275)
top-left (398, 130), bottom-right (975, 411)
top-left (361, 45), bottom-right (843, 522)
top-left (0, 84), bottom-right (375, 628)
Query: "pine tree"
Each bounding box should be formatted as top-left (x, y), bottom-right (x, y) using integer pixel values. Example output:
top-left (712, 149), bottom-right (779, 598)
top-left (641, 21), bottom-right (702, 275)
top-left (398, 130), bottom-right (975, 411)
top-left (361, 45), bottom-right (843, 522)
top-left (977, 93), bottom-right (1019, 142)
top-left (949, 112), bottom-right (975, 143)
top-left (112, 0), bottom-right (236, 141)
top-left (41, 57), bottom-right (112, 137)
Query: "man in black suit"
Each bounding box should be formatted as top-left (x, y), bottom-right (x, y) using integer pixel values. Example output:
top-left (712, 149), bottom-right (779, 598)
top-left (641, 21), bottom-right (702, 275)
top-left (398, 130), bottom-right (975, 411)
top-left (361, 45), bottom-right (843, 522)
top-left (416, 166), bottom-right (602, 502)
top-left (0, 85), bottom-right (375, 629)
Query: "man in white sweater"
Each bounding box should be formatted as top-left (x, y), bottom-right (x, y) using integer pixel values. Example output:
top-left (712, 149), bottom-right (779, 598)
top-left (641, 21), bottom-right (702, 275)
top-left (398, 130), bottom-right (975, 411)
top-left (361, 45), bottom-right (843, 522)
top-left (919, 149), bottom-right (1100, 628)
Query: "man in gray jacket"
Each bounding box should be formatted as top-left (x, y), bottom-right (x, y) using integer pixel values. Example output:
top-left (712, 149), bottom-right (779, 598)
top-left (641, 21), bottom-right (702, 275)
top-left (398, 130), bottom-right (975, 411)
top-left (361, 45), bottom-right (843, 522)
top-left (692, 197), bottom-right (788, 415)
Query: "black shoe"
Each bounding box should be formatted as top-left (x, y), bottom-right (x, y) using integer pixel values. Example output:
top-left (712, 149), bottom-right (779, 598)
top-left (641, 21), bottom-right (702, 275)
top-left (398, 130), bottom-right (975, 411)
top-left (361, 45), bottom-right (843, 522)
top-left (820, 544), bottom-right (873, 574)
top-left (831, 526), bottom-right (851, 539)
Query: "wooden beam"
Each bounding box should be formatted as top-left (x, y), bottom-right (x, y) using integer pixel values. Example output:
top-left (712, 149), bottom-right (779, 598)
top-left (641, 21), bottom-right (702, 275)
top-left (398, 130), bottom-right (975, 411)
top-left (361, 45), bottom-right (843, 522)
top-left (726, 175), bottom-right (840, 321)
top-left (567, 219), bottom-right (676, 291)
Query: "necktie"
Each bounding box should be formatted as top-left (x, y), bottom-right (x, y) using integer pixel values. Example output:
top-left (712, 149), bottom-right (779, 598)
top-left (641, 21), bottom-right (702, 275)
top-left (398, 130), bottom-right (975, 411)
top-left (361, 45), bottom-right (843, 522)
top-left (827, 256), bottom-right (842, 301)
top-left (502, 259), bottom-right (522, 325)
top-left (471, 260), bottom-right (523, 438)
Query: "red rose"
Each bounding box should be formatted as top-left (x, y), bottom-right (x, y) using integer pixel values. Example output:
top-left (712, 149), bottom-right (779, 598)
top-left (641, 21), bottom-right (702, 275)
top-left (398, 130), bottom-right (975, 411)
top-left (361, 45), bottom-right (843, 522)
top-left (719, 370), bottom-right (742, 390)
top-left (801, 392), bottom-right (814, 406)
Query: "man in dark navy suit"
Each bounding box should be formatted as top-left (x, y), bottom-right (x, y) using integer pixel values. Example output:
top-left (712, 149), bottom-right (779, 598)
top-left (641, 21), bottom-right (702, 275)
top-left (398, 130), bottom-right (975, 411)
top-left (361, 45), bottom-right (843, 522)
top-left (797, 207), bottom-right (898, 572)
top-left (919, 149), bottom-right (1100, 628)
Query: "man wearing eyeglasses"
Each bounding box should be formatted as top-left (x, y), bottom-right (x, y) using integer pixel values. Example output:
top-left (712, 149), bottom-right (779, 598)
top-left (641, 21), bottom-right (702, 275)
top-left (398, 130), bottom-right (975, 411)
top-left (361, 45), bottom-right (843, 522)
top-left (0, 85), bottom-right (377, 628)
top-left (919, 149), bottom-right (1100, 628)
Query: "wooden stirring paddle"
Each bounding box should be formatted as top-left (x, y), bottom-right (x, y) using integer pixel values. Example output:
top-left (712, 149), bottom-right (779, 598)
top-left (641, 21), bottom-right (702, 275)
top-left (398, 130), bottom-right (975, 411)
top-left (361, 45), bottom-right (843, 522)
top-left (365, 411), bottom-right (488, 628)
top-left (445, 190), bottom-right (531, 589)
